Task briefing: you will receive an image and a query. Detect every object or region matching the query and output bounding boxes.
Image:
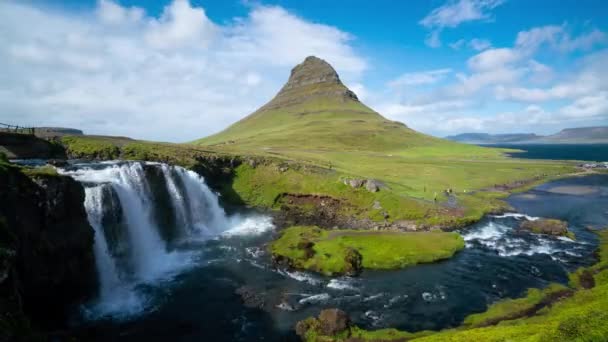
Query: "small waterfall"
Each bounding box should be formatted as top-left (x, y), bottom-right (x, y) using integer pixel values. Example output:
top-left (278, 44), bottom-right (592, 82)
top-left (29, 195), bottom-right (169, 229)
top-left (62, 161), bottom-right (233, 317)
top-left (84, 186), bottom-right (121, 300)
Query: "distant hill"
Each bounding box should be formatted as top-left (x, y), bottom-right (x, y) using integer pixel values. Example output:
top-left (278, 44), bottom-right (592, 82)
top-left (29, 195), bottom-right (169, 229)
top-left (446, 126), bottom-right (608, 144)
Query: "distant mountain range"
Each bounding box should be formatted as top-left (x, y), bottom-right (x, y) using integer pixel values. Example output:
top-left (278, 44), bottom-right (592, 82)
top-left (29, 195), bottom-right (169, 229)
top-left (446, 126), bottom-right (608, 144)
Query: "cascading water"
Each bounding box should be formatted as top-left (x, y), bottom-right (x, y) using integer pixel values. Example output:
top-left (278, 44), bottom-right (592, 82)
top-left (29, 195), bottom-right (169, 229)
top-left (60, 161), bottom-right (237, 318)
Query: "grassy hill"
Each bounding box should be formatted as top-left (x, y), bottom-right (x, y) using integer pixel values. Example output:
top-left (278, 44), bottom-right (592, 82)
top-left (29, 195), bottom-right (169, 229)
top-left (190, 56), bottom-right (574, 226)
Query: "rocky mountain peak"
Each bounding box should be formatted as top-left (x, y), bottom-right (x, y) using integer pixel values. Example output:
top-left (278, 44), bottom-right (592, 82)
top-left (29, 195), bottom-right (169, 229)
top-left (261, 56), bottom-right (358, 111)
top-left (281, 56), bottom-right (341, 91)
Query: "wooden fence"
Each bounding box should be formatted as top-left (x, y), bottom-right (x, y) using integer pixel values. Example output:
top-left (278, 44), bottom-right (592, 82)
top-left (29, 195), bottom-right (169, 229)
top-left (0, 122), bottom-right (35, 135)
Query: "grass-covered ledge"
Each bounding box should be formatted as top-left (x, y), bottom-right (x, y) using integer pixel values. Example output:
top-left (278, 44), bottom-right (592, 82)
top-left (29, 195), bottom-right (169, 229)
top-left (270, 226), bottom-right (465, 276)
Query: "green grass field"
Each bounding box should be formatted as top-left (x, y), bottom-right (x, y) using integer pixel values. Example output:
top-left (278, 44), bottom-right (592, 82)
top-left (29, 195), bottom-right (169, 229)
top-left (270, 226), bottom-right (465, 275)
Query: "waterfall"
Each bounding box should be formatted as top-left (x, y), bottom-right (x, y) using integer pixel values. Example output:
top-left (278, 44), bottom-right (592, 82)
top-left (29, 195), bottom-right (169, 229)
top-left (61, 161), bottom-right (232, 317)
top-left (84, 186), bottom-right (121, 300)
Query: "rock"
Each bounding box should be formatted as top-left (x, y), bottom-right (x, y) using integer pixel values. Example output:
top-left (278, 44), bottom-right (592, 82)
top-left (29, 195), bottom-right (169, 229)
top-left (364, 179), bottom-right (380, 192)
top-left (520, 219), bottom-right (570, 237)
top-left (343, 248), bottom-right (362, 276)
top-left (279, 165), bottom-right (289, 172)
top-left (344, 178), bottom-right (365, 188)
top-left (247, 158), bottom-right (258, 168)
top-left (0, 132), bottom-right (66, 159)
top-left (296, 308), bottom-right (352, 338)
top-left (578, 269), bottom-right (595, 289)
top-left (46, 159), bottom-right (68, 167)
top-left (318, 308), bottom-right (351, 336)
top-left (235, 286), bottom-right (266, 309)
top-left (0, 168), bottom-right (97, 330)
top-left (372, 200), bottom-right (382, 210)
top-left (297, 241), bottom-right (316, 259)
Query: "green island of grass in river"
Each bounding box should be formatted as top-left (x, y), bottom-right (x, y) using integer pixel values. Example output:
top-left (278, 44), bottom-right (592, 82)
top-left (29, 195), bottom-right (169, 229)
top-left (270, 226), bottom-right (465, 275)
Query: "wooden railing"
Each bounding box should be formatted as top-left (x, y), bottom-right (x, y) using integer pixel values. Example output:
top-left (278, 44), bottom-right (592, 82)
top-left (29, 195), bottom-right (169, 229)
top-left (0, 122), bottom-right (35, 135)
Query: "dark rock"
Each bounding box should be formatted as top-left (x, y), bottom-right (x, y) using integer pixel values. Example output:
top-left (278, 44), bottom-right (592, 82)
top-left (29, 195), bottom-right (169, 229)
top-left (0, 167), bottom-right (96, 330)
top-left (297, 241), bottom-right (316, 259)
top-left (578, 269), bottom-right (595, 289)
top-left (343, 248), bottom-right (362, 276)
top-left (46, 159), bottom-right (68, 167)
top-left (235, 286), bottom-right (266, 309)
top-left (0, 132), bottom-right (66, 159)
top-left (317, 308), bottom-right (351, 335)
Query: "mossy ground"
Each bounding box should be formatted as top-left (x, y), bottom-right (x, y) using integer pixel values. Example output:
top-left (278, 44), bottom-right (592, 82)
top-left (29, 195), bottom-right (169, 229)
top-left (270, 226), bottom-right (465, 275)
top-left (301, 229), bottom-right (608, 341)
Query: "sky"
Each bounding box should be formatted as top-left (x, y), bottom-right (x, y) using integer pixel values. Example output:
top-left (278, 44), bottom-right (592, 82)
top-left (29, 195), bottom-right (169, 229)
top-left (0, 0), bottom-right (607, 142)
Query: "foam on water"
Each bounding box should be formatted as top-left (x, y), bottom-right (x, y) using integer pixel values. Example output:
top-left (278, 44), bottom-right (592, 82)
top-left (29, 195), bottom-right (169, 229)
top-left (327, 278), bottom-right (359, 291)
top-left (462, 215), bottom-right (580, 259)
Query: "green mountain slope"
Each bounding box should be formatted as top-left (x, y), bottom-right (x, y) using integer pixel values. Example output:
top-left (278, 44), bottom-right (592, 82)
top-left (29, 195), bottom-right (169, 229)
top-left (188, 56), bottom-right (573, 227)
top-left (195, 56), bottom-right (452, 152)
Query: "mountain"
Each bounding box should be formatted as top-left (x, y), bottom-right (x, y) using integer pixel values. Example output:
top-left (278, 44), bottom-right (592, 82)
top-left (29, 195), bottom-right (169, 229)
top-left (540, 126), bottom-right (608, 143)
top-left (194, 56), bottom-right (446, 151)
top-left (446, 126), bottom-right (608, 145)
top-left (446, 133), bottom-right (540, 144)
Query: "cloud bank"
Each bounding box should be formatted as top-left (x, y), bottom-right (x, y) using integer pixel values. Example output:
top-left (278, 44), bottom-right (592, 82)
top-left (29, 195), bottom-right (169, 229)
top-left (0, 0), bottom-right (366, 142)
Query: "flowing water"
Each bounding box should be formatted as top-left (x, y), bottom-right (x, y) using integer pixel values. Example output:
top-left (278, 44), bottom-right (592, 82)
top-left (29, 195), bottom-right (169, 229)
top-left (53, 161), bottom-right (607, 341)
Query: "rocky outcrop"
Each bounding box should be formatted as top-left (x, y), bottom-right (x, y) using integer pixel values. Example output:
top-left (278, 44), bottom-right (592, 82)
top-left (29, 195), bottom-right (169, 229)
top-left (520, 219), bottom-right (573, 238)
top-left (0, 132), bottom-right (66, 159)
top-left (257, 56), bottom-right (359, 112)
top-left (0, 163), bottom-right (96, 334)
top-left (296, 308), bottom-right (351, 339)
top-left (343, 178), bottom-right (383, 192)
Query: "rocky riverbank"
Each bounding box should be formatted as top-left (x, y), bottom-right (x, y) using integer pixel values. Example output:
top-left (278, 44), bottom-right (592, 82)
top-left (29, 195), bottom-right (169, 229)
top-left (0, 157), bottom-right (96, 339)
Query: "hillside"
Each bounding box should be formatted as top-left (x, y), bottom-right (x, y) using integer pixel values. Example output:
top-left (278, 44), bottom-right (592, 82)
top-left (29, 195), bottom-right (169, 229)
top-left (447, 126), bottom-right (608, 144)
top-left (195, 56), bottom-right (448, 152)
top-left (187, 56), bottom-right (573, 227)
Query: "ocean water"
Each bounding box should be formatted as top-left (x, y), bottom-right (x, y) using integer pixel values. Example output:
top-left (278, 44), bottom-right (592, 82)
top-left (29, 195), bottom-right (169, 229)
top-left (490, 143), bottom-right (608, 162)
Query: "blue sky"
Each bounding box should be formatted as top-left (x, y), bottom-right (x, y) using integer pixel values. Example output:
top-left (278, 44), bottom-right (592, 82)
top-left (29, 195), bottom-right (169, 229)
top-left (1, 0), bottom-right (607, 141)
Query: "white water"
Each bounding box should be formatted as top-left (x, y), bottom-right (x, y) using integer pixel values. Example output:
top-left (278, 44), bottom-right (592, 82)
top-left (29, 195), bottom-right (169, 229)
top-left (462, 216), bottom-right (581, 259)
top-left (61, 161), bottom-right (270, 319)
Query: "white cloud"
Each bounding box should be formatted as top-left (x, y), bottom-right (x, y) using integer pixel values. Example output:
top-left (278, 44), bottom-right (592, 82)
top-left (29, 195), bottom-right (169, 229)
top-left (449, 39), bottom-right (466, 50)
top-left (516, 24), bottom-right (607, 53)
top-left (469, 38), bottom-right (492, 51)
top-left (97, 0), bottom-right (144, 25)
top-left (420, 0), bottom-right (504, 47)
top-left (0, 0), bottom-right (366, 142)
top-left (560, 92), bottom-right (608, 118)
top-left (145, 0), bottom-right (217, 49)
top-left (420, 0), bottom-right (504, 29)
top-left (389, 69), bottom-right (452, 87)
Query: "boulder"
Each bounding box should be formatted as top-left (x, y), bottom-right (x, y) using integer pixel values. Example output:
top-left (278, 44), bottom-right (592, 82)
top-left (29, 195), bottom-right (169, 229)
top-left (295, 308), bottom-right (352, 338)
top-left (235, 286), bottom-right (266, 309)
top-left (344, 178), bottom-right (365, 188)
top-left (318, 309), bottom-right (351, 336)
top-left (343, 248), bottom-right (362, 276)
top-left (365, 179), bottom-right (381, 192)
top-left (520, 219), bottom-right (571, 238)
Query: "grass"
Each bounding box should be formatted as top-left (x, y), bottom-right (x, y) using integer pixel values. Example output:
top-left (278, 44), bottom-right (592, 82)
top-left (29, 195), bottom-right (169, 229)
top-left (270, 226), bottom-right (465, 275)
top-left (299, 230), bottom-right (608, 341)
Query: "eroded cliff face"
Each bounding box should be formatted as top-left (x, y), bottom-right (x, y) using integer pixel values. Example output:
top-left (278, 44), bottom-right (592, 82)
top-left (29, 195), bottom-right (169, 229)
top-left (0, 163), bottom-right (96, 336)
